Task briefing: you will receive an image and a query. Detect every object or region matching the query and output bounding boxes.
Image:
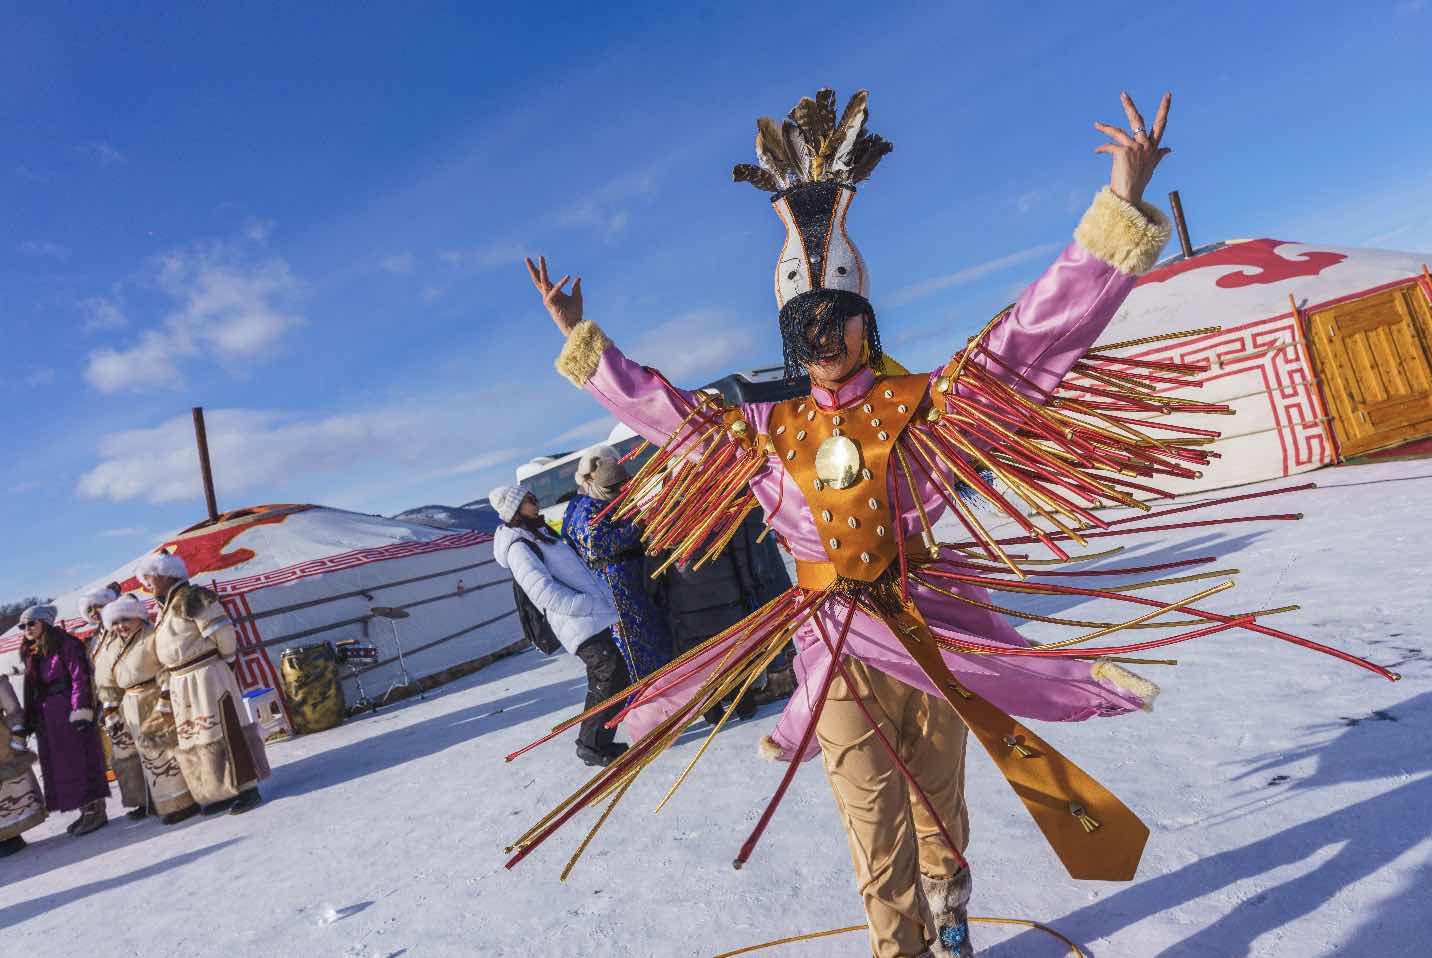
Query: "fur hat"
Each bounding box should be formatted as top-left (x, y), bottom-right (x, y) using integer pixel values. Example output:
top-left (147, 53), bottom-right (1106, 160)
top-left (18, 605), bottom-right (56, 625)
top-left (487, 484), bottom-right (533, 524)
top-left (135, 551), bottom-right (189, 580)
top-left (81, 586), bottom-right (120, 611)
top-left (100, 594), bottom-right (149, 629)
top-left (575, 444), bottom-right (626, 500)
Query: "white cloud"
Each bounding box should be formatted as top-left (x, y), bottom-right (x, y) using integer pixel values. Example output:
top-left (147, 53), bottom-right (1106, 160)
top-left (83, 141), bottom-right (125, 165)
top-left (1397, 0), bottom-right (1424, 13)
top-left (100, 527), bottom-right (146, 538)
top-left (380, 252), bottom-right (416, 275)
top-left (86, 331), bottom-right (183, 393)
top-left (78, 391), bottom-right (559, 508)
top-left (545, 415), bottom-right (615, 448)
top-left (550, 164), bottom-right (667, 243)
top-left (1016, 191), bottom-right (1041, 215)
top-left (883, 243), bottom-right (1062, 308)
top-left (82, 297), bottom-right (128, 331)
top-left (85, 234), bottom-right (305, 393)
top-left (434, 448), bottom-right (522, 478)
top-left (438, 240), bottom-right (530, 273)
top-left (626, 309), bottom-right (760, 383)
top-left (19, 239), bottom-right (69, 259)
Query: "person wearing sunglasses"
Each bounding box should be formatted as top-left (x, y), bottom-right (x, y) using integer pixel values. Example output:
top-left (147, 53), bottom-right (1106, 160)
top-left (18, 605), bottom-right (111, 836)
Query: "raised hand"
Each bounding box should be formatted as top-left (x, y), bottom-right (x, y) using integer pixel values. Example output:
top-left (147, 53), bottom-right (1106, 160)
top-left (1094, 91), bottom-right (1171, 206)
top-left (524, 255), bottom-right (584, 337)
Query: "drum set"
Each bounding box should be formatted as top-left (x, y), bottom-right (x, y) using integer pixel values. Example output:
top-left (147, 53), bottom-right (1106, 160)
top-left (333, 605), bottom-right (422, 715)
top-left (333, 638), bottom-right (380, 715)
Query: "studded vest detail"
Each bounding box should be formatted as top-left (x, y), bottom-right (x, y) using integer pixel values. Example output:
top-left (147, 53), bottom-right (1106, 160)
top-left (766, 373), bottom-right (929, 581)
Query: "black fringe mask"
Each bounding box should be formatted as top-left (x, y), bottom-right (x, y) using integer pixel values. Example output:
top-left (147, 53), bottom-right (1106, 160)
top-left (778, 288), bottom-right (883, 382)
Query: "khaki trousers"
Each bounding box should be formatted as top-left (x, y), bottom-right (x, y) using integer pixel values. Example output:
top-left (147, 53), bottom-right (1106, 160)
top-left (815, 658), bottom-right (970, 958)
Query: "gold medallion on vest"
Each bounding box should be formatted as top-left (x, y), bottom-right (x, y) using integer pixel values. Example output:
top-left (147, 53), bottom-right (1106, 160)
top-left (766, 373), bottom-right (930, 583)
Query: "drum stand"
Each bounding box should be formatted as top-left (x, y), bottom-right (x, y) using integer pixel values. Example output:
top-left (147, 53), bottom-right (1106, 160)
top-left (343, 659), bottom-right (378, 715)
top-left (370, 606), bottom-right (424, 704)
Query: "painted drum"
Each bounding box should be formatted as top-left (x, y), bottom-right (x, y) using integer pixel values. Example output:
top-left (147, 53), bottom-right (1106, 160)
top-left (279, 642), bottom-right (346, 735)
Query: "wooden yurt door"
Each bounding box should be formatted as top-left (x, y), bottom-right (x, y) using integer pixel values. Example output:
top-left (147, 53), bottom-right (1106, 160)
top-left (1309, 283), bottom-right (1432, 457)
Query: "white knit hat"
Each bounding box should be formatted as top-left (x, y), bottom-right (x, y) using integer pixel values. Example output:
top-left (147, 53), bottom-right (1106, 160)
top-left (18, 604), bottom-right (56, 625)
top-left (487, 484), bottom-right (532, 524)
top-left (135, 551), bottom-right (189, 580)
top-left (81, 586), bottom-right (119, 610)
top-left (101, 594), bottom-right (149, 628)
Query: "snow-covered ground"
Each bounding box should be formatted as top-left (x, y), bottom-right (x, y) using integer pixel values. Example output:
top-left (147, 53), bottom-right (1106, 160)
top-left (5, 460), bottom-right (1430, 957)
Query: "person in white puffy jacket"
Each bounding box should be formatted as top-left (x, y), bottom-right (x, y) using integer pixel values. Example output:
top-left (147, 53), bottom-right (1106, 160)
top-left (490, 484), bottom-right (630, 767)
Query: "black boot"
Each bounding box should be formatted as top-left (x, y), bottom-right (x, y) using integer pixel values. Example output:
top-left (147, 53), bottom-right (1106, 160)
top-left (576, 743), bottom-right (616, 767)
top-left (229, 787), bottom-right (263, 815)
top-left (162, 804), bottom-right (199, 826)
top-left (126, 804), bottom-right (150, 821)
top-left (0, 835), bottom-right (26, 857)
top-left (200, 797), bottom-right (237, 816)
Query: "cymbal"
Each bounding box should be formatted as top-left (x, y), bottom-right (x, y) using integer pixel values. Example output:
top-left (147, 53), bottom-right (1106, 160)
top-left (370, 606), bottom-right (411, 620)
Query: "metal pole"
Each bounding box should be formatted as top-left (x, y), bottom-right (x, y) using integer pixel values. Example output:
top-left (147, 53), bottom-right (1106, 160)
top-left (1168, 190), bottom-right (1195, 259)
top-left (191, 406), bottom-right (220, 523)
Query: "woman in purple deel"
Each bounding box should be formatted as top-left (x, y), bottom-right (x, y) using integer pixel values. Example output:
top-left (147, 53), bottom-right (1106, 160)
top-left (19, 604), bottom-right (111, 835)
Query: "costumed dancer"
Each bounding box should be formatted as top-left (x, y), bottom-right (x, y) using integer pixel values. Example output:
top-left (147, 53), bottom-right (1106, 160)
top-left (0, 671), bottom-right (47, 857)
top-left (100, 594), bottom-right (199, 825)
top-left (137, 552), bottom-right (269, 816)
top-left (564, 444), bottom-right (674, 679)
top-left (491, 484), bottom-right (633, 768)
top-left (507, 88), bottom-right (1399, 958)
top-left (84, 585), bottom-right (149, 819)
top-left (18, 605), bottom-right (110, 836)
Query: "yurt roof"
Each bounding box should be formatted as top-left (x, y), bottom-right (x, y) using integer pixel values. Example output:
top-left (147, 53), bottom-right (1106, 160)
top-left (1099, 238), bottom-right (1429, 345)
top-left (0, 503), bottom-right (495, 671)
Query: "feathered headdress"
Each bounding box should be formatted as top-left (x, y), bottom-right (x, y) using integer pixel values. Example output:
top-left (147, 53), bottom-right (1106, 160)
top-left (733, 89), bottom-right (894, 379)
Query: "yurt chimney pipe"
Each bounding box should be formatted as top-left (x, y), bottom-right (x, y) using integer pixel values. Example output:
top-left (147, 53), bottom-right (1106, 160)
top-left (1168, 190), bottom-right (1195, 259)
top-left (192, 406), bottom-right (220, 524)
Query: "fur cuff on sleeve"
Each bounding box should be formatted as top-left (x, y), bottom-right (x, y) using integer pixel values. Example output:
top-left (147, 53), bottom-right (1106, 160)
top-left (554, 320), bottom-right (613, 388)
top-left (69, 708), bottom-right (94, 724)
top-left (758, 735), bottom-right (790, 762)
top-left (1092, 660), bottom-right (1160, 712)
top-left (1074, 187), bottom-right (1172, 276)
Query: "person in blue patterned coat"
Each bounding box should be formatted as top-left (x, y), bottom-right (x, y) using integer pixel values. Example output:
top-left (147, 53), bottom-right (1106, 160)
top-left (562, 444), bottom-right (672, 680)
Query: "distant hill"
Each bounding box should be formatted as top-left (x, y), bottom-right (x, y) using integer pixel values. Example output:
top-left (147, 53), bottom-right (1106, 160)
top-left (391, 503), bottom-right (501, 533)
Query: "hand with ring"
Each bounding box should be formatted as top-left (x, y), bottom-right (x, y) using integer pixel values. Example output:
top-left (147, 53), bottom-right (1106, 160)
top-left (1093, 91), bottom-right (1172, 206)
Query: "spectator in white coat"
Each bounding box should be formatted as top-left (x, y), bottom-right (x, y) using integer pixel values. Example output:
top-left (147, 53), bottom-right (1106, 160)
top-left (490, 484), bottom-right (630, 767)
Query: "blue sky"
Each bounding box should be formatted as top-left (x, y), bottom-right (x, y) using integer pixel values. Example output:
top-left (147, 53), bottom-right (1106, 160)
top-left (4, 0), bottom-right (1430, 600)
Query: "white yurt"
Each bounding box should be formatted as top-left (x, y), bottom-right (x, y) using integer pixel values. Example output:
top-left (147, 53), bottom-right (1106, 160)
top-left (1091, 238), bottom-right (1432, 494)
top-left (0, 504), bottom-right (522, 721)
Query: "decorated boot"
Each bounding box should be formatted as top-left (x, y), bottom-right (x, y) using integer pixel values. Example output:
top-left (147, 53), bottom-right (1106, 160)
top-left (922, 868), bottom-right (974, 958)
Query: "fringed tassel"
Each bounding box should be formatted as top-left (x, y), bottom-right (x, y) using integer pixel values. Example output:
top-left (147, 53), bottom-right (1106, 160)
top-left (594, 391), bottom-right (767, 574)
